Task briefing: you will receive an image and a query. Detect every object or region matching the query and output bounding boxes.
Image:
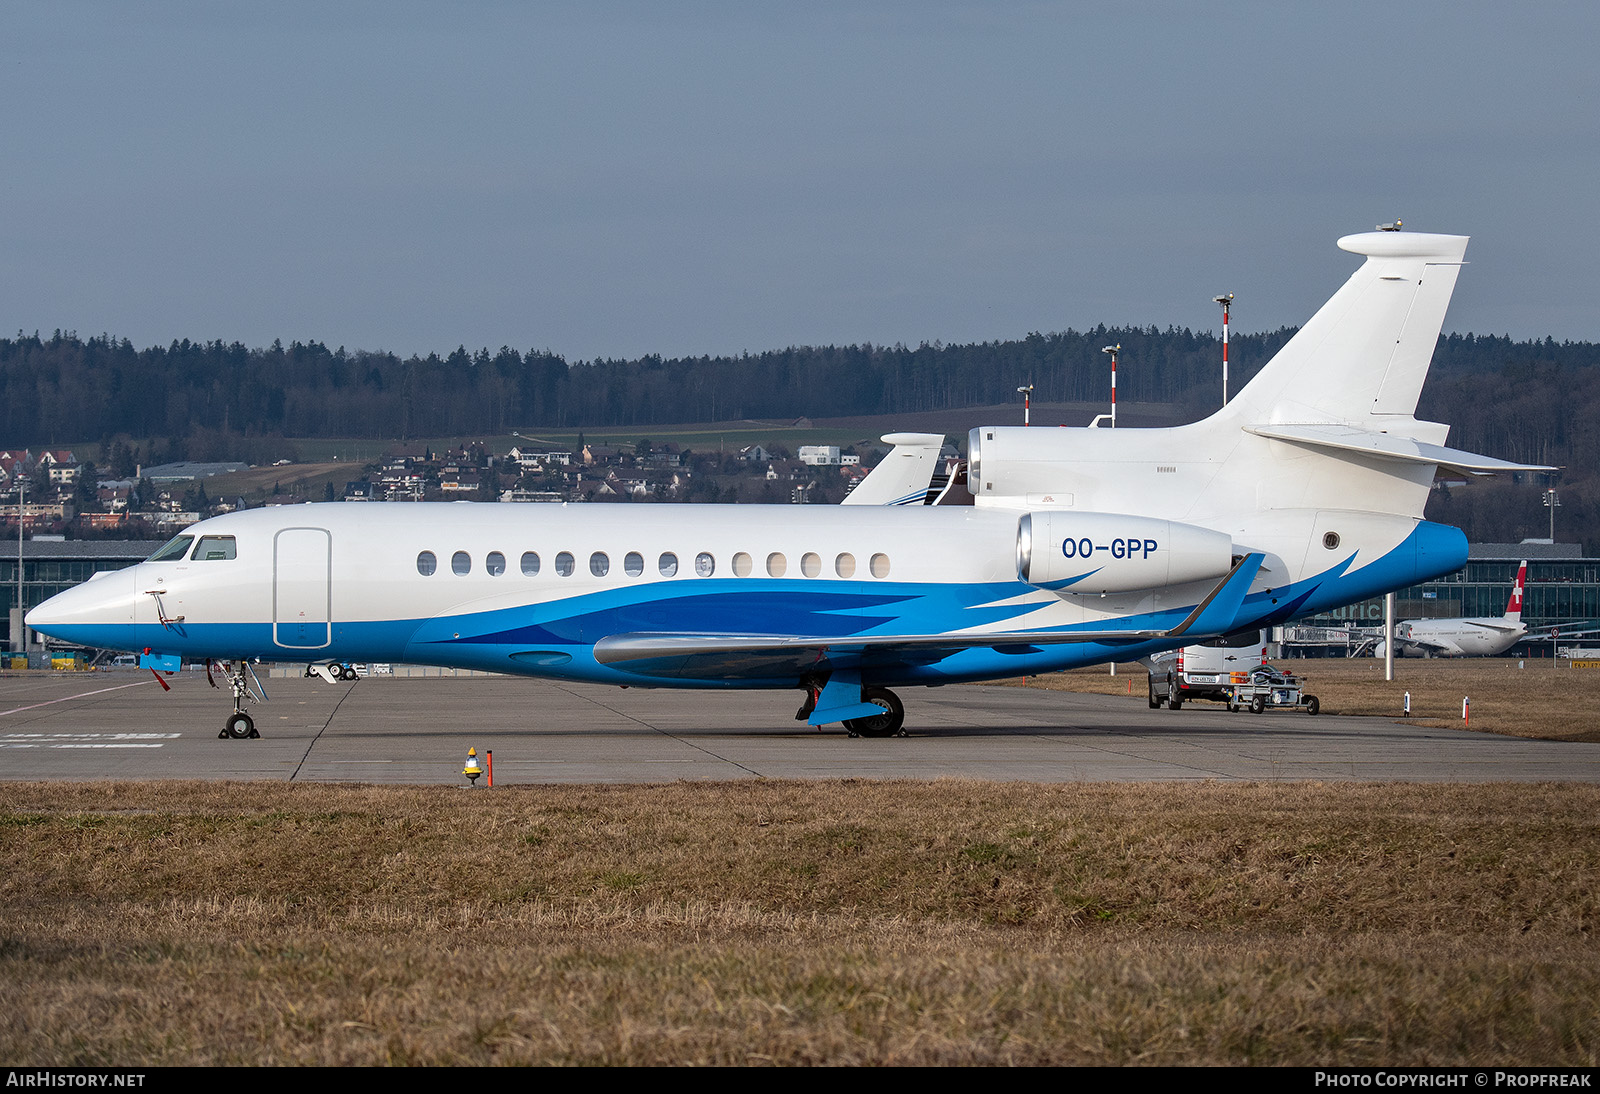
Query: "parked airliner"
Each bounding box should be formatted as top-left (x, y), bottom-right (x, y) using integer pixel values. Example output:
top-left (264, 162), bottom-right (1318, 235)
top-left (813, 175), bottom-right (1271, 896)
top-left (1375, 561), bottom-right (1530, 657)
top-left (27, 229), bottom-right (1548, 739)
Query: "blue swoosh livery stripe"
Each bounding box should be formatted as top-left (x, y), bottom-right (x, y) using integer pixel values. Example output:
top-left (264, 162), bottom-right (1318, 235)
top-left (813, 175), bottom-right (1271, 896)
top-left (62, 521), bottom-right (1466, 690)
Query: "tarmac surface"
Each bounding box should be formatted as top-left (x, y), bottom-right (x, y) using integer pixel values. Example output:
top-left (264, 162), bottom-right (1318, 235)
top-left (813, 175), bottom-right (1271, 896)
top-left (3, 668), bottom-right (1598, 784)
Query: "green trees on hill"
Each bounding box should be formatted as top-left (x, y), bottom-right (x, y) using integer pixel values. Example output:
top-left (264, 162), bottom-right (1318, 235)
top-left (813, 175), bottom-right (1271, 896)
top-left (3, 323), bottom-right (1595, 478)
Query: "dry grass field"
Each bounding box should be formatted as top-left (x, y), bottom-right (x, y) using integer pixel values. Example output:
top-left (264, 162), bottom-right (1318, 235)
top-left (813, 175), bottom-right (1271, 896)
top-left (3, 778), bottom-right (1597, 1066)
top-left (1027, 656), bottom-right (1600, 743)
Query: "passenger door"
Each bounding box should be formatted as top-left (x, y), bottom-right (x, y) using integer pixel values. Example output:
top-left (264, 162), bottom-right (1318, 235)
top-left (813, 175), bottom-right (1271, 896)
top-left (273, 527), bottom-right (331, 650)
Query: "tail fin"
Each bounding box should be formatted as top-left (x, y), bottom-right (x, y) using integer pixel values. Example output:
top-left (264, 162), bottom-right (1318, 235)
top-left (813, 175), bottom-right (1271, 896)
top-left (1505, 560), bottom-right (1527, 622)
top-left (1225, 231), bottom-right (1469, 427)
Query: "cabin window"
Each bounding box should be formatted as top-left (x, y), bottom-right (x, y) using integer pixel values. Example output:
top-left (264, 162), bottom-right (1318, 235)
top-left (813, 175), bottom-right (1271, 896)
top-left (417, 550), bottom-right (437, 576)
top-left (147, 535), bottom-right (194, 563)
top-left (766, 552), bottom-right (787, 577)
top-left (624, 551), bottom-right (644, 577)
top-left (659, 552), bottom-right (678, 577)
top-left (732, 552), bottom-right (753, 577)
top-left (590, 552), bottom-right (610, 577)
top-left (555, 551), bottom-right (575, 577)
top-left (486, 551), bottom-right (506, 576)
top-left (801, 552), bottom-right (821, 578)
top-left (193, 536), bottom-right (236, 561)
top-left (452, 551), bottom-right (471, 576)
top-left (521, 551), bottom-right (540, 576)
top-left (870, 553), bottom-right (891, 578)
top-left (835, 552), bottom-right (856, 578)
top-left (695, 552), bottom-right (715, 577)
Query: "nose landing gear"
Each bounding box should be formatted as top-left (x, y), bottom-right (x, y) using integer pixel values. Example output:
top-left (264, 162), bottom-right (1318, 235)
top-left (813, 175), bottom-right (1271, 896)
top-left (207, 660), bottom-right (266, 739)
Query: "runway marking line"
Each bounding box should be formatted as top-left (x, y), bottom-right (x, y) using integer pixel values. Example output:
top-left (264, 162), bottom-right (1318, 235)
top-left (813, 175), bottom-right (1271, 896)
top-left (0, 680), bottom-right (153, 717)
top-left (1, 731), bottom-right (181, 749)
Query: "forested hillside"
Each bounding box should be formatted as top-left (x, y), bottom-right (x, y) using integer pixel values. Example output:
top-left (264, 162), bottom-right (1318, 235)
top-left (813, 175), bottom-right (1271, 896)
top-left (7, 327), bottom-right (1592, 445)
top-left (0, 327), bottom-right (1302, 445)
top-left (2, 326), bottom-right (1594, 549)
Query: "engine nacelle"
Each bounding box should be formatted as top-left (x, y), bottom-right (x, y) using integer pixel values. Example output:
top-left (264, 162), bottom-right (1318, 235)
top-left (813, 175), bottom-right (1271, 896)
top-left (1018, 511), bottom-right (1236, 594)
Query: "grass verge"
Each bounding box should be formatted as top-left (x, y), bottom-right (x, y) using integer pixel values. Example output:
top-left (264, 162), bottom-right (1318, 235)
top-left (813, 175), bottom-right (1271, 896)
top-left (3, 779), bottom-right (1596, 1065)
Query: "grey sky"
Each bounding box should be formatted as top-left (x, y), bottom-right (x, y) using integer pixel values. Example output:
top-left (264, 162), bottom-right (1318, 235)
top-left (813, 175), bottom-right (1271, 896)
top-left (4, 1), bottom-right (1597, 362)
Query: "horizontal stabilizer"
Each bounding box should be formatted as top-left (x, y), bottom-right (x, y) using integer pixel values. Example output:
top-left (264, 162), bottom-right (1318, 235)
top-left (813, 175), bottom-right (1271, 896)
top-left (1462, 620), bottom-right (1523, 633)
top-left (1245, 424), bottom-right (1557, 475)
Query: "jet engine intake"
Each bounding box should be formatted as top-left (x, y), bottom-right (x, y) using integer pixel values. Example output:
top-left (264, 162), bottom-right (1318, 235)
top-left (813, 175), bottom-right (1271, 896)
top-left (1018, 511), bottom-right (1235, 594)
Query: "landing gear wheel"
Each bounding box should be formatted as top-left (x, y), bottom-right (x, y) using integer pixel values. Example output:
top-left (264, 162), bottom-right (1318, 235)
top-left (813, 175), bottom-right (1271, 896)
top-left (339, 665), bottom-right (358, 681)
top-left (843, 687), bottom-right (905, 738)
top-left (1250, 695), bottom-right (1266, 714)
top-left (224, 712), bottom-right (256, 740)
top-left (1304, 695), bottom-right (1320, 716)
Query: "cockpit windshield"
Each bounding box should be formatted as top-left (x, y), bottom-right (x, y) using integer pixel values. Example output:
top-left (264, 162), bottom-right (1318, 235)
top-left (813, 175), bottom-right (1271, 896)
top-left (193, 536), bottom-right (237, 560)
top-left (147, 535), bottom-right (195, 562)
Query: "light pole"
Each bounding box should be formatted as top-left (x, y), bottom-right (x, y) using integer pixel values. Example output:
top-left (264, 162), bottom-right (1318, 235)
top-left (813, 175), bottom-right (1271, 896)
top-left (1017, 384), bottom-right (1033, 426)
top-left (1101, 344), bottom-right (1121, 428)
top-left (1544, 488), bottom-right (1560, 541)
top-left (1214, 293), bottom-right (1233, 406)
top-left (14, 475), bottom-right (23, 654)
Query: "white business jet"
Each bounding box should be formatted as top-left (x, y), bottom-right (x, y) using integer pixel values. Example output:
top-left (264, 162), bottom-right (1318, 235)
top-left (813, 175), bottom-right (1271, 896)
top-left (27, 229), bottom-right (1549, 739)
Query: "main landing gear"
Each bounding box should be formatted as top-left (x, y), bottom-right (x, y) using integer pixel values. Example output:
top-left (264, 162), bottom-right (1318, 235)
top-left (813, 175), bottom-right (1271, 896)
top-left (207, 660), bottom-right (266, 740)
top-left (844, 687), bottom-right (905, 738)
top-left (306, 661), bottom-right (359, 683)
top-left (796, 681), bottom-right (907, 738)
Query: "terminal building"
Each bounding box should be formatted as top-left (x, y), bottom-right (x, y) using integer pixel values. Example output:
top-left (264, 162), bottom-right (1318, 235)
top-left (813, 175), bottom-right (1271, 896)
top-left (1286, 541), bottom-right (1600, 657)
top-left (3, 540), bottom-right (163, 655)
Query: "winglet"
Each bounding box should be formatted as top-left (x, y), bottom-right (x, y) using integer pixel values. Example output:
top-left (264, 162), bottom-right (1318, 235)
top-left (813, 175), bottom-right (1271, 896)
top-left (1167, 552), bottom-right (1265, 638)
top-left (841, 433), bottom-right (945, 506)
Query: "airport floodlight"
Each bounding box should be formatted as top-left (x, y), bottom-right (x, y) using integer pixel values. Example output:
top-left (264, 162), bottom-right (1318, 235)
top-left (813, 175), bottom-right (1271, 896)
top-left (1215, 294), bottom-right (1234, 406)
top-left (1017, 384), bottom-right (1034, 426)
top-left (1101, 345), bottom-right (1121, 427)
top-left (1377, 220), bottom-right (1403, 231)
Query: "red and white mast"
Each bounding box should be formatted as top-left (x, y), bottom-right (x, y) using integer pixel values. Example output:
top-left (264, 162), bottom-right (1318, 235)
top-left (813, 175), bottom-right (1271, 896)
top-left (1101, 343), bottom-right (1120, 428)
top-left (1214, 293), bottom-right (1233, 406)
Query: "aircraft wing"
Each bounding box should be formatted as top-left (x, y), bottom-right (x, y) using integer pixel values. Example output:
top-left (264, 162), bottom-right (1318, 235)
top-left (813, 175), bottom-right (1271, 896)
top-left (1397, 635), bottom-right (1454, 654)
top-left (595, 552), bottom-right (1267, 679)
top-left (1528, 622), bottom-right (1600, 641)
top-left (592, 626), bottom-right (1168, 679)
top-left (1461, 620), bottom-right (1524, 634)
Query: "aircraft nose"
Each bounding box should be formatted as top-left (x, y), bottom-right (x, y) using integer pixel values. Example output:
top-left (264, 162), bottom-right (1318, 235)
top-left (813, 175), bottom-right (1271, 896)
top-left (25, 567), bottom-right (139, 647)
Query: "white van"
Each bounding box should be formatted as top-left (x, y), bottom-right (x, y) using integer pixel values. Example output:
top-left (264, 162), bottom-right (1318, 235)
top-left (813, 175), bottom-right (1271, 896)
top-left (1146, 629), bottom-right (1268, 710)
